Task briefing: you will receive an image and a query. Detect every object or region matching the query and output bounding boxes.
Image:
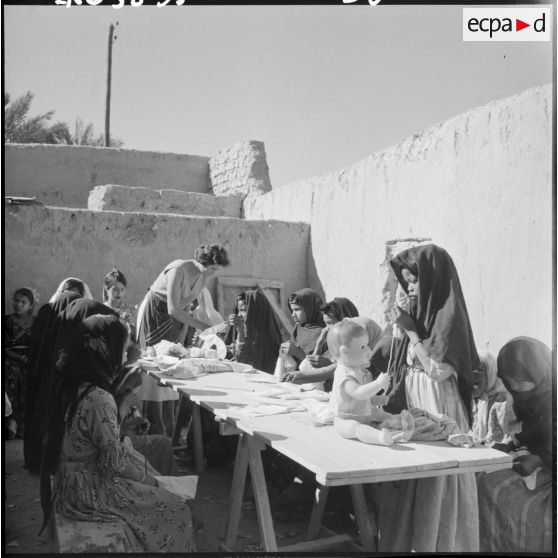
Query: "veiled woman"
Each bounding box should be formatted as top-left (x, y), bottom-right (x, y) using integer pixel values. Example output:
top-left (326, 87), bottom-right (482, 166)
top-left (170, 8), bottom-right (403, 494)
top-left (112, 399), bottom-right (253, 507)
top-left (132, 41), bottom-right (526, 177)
top-left (40, 315), bottom-right (195, 552)
top-left (279, 288), bottom-right (326, 370)
top-left (379, 243), bottom-right (480, 552)
top-left (225, 289), bottom-right (283, 374)
top-left (477, 336), bottom-right (553, 552)
top-left (24, 277), bottom-right (91, 473)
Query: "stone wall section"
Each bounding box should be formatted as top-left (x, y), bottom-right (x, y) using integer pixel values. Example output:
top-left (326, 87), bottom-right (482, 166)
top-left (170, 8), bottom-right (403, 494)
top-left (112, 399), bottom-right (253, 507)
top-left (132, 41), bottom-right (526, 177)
top-left (244, 85), bottom-right (553, 352)
top-left (5, 204), bottom-right (309, 313)
top-left (4, 144), bottom-right (210, 208)
top-left (209, 141), bottom-right (272, 198)
top-left (88, 185), bottom-right (243, 217)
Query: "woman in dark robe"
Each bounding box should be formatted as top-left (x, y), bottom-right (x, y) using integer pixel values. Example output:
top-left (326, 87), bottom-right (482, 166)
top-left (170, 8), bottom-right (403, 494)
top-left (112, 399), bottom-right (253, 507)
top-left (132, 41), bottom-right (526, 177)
top-left (40, 315), bottom-right (195, 552)
top-left (477, 336), bottom-right (553, 552)
top-left (283, 297), bottom-right (363, 390)
top-left (23, 278), bottom-right (88, 473)
top-left (379, 243), bottom-right (480, 552)
top-left (225, 289), bottom-right (283, 374)
top-left (279, 288), bottom-right (326, 371)
top-left (51, 298), bottom-right (177, 476)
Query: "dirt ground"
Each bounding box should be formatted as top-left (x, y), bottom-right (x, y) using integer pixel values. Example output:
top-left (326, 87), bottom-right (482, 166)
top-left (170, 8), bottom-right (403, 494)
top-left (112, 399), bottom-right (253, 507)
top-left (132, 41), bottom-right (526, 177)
top-left (4, 438), bottom-right (364, 555)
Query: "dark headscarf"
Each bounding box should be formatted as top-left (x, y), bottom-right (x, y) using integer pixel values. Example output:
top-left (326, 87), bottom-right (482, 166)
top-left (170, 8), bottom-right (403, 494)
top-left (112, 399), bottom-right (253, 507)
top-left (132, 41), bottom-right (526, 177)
top-left (322, 297), bottom-right (359, 321)
top-left (225, 289), bottom-right (283, 373)
top-left (497, 336), bottom-right (554, 467)
top-left (44, 299), bottom-right (118, 429)
top-left (315, 297), bottom-right (360, 354)
top-left (289, 288), bottom-right (326, 359)
top-left (385, 244), bottom-right (479, 425)
top-left (57, 298), bottom-right (118, 342)
top-left (40, 315), bottom-right (129, 533)
top-left (23, 290), bottom-right (83, 473)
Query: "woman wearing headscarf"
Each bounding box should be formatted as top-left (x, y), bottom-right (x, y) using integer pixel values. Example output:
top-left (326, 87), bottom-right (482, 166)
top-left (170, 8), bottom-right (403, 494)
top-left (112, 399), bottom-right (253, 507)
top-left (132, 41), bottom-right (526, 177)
top-left (280, 288), bottom-right (326, 365)
top-left (477, 337), bottom-right (553, 553)
top-left (379, 244), bottom-right (480, 552)
top-left (24, 278), bottom-right (89, 473)
top-left (40, 315), bottom-right (195, 552)
top-left (52, 298), bottom-right (177, 475)
top-left (284, 297), bottom-right (384, 391)
top-left (470, 352), bottom-right (519, 446)
top-left (225, 289), bottom-right (283, 374)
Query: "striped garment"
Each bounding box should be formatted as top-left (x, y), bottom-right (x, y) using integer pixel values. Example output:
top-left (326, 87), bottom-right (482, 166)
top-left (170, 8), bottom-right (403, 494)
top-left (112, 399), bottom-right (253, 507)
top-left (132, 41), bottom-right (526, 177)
top-left (477, 463), bottom-right (553, 553)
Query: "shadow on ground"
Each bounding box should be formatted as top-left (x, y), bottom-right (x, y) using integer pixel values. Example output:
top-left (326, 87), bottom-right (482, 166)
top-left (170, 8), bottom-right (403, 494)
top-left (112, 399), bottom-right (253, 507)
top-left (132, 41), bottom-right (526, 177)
top-left (4, 439), bottom-right (363, 554)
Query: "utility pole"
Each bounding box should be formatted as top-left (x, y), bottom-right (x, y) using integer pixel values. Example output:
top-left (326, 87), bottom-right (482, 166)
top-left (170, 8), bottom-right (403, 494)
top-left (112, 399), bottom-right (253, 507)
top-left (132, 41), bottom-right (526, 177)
top-left (105, 22), bottom-right (118, 147)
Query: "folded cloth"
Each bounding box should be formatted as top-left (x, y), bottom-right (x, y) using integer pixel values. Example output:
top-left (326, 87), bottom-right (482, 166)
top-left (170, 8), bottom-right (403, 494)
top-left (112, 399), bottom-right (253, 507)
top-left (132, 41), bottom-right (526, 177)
top-left (238, 404), bottom-right (304, 417)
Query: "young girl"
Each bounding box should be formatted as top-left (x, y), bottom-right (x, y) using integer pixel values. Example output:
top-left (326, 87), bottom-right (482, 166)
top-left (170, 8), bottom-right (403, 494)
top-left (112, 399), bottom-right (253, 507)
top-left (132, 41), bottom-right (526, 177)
top-left (277, 288), bottom-right (326, 386)
top-left (103, 269), bottom-right (138, 338)
top-left (379, 243), bottom-right (480, 552)
top-left (5, 288), bottom-right (37, 439)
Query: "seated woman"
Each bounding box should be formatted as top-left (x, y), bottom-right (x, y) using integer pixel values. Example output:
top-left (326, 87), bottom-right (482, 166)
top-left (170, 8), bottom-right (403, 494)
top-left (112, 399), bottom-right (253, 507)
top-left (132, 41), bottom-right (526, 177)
top-left (24, 277), bottom-right (91, 473)
top-left (284, 297), bottom-right (383, 391)
top-left (470, 352), bottom-right (519, 447)
top-left (276, 289), bottom-right (326, 388)
top-left (40, 315), bottom-right (195, 552)
top-left (477, 336), bottom-right (553, 553)
top-left (225, 290), bottom-right (283, 374)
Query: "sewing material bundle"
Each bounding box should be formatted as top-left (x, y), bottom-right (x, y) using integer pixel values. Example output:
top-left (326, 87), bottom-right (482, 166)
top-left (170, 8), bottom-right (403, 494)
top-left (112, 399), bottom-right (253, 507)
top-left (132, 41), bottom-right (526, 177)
top-left (153, 475), bottom-right (198, 500)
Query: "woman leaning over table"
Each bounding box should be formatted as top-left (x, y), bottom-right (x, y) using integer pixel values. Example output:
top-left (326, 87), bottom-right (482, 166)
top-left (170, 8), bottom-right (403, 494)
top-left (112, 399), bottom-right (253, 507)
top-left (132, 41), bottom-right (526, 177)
top-left (379, 243), bottom-right (480, 552)
top-left (136, 244), bottom-right (230, 437)
top-left (40, 314), bottom-right (195, 552)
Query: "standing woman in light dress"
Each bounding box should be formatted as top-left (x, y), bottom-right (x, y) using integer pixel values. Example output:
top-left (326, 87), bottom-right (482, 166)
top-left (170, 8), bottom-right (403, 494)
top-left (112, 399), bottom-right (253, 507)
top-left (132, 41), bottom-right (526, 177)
top-left (137, 244), bottom-right (231, 436)
top-left (379, 243), bottom-right (480, 552)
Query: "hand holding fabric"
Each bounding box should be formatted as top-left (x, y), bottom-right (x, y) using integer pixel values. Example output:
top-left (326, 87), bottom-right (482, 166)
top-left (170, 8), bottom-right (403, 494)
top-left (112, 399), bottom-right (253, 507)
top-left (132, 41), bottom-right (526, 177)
top-left (389, 306), bottom-right (416, 334)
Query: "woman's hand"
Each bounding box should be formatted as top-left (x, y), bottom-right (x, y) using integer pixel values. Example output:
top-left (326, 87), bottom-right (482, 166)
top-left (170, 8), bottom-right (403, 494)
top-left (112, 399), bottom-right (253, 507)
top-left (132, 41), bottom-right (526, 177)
top-left (306, 355), bottom-right (331, 368)
top-left (492, 441), bottom-right (514, 453)
top-left (389, 306), bottom-right (416, 334)
top-left (228, 314), bottom-right (244, 328)
top-left (512, 454), bottom-right (543, 476)
top-left (280, 341), bottom-right (292, 355)
top-left (282, 371), bottom-right (305, 384)
top-left (144, 473), bottom-right (159, 487)
top-left (120, 417), bottom-right (150, 438)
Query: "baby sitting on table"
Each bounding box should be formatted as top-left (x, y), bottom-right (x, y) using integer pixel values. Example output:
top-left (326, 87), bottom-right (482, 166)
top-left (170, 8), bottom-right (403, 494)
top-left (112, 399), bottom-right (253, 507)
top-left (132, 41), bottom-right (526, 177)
top-left (327, 319), bottom-right (473, 447)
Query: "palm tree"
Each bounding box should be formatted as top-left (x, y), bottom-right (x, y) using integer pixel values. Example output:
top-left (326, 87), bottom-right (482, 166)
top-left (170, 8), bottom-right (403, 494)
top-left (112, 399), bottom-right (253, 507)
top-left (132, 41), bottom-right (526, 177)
top-left (68, 117), bottom-right (123, 147)
top-left (4, 92), bottom-right (123, 147)
top-left (4, 91), bottom-right (71, 144)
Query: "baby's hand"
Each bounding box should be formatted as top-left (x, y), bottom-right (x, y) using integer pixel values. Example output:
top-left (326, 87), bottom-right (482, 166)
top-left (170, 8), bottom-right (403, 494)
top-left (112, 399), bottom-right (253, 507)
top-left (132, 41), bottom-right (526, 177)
top-left (374, 373), bottom-right (391, 392)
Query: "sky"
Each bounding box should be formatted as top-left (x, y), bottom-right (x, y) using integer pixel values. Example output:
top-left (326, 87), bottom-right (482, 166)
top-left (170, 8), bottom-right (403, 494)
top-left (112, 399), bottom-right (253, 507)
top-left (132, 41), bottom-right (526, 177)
top-left (3, 3), bottom-right (553, 187)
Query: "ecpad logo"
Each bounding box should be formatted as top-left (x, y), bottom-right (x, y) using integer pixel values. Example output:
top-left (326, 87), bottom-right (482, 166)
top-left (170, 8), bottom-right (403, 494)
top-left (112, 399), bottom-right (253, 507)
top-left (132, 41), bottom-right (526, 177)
top-left (463, 7), bottom-right (551, 41)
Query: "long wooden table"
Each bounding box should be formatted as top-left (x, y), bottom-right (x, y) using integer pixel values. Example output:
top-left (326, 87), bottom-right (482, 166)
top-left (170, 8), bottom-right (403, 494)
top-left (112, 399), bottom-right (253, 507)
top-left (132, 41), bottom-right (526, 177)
top-left (147, 367), bottom-right (513, 552)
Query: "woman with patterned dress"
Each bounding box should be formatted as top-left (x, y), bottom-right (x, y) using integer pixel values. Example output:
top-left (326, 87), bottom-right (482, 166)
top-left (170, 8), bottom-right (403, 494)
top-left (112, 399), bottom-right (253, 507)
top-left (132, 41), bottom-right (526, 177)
top-left (40, 314), bottom-right (195, 552)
